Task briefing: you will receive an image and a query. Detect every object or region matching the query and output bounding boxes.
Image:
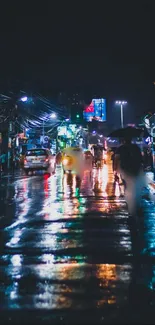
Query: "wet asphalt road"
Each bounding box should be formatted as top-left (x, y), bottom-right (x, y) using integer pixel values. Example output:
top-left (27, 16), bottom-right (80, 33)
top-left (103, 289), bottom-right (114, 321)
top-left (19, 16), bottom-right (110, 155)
top-left (1, 160), bottom-right (155, 324)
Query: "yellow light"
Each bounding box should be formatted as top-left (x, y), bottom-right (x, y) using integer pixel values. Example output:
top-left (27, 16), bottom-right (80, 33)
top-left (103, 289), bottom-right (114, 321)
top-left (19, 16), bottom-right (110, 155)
top-left (63, 158), bottom-right (69, 166)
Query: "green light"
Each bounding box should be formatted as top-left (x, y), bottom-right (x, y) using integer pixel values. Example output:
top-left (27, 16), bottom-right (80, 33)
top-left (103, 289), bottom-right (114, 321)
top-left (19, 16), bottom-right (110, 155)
top-left (76, 114), bottom-right (80, 118)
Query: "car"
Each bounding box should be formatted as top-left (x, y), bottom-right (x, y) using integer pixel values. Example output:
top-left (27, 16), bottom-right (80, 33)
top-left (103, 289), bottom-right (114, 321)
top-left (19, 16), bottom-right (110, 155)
top-left (62, 147), bottom-right (84, 176)
top-left (23, 148), bottom-right (56, 175)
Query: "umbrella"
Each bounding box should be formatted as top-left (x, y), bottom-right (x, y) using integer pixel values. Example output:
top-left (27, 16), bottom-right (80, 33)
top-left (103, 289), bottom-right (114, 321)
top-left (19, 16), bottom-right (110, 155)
top-left (108, 127), bottom-right (149, 139)
top-left (92, 144), bottom-right (106, 150)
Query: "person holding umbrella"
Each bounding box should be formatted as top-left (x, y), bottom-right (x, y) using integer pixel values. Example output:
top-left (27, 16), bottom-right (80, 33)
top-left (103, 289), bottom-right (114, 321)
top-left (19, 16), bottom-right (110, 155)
top-left (108, 126), bottom-right (146, 184)
top-left (0, 150), bottom-right (7, 173)
top-left (114, 137), bottom-right (143, 180)
top-left (113, 136), bottom-right (146, 216)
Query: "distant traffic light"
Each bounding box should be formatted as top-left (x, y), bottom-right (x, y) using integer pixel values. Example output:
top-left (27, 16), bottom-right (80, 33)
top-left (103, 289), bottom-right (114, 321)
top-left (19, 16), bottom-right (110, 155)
top-left (76, 114), bottom-right (80, 118)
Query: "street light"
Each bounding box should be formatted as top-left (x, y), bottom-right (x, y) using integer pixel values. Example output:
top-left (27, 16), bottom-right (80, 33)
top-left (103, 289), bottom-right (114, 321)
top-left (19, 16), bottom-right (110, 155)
top-left (115, 101), bottom-right (127, 128)
top-left (50, 112), bottom-right (57, 119)
top-left (20, 96), bottom-right (28, 102)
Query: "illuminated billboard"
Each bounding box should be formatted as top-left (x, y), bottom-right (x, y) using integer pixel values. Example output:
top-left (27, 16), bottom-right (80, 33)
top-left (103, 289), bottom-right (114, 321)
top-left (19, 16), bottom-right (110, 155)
top-left (83, 98), bottom-right (106, 122)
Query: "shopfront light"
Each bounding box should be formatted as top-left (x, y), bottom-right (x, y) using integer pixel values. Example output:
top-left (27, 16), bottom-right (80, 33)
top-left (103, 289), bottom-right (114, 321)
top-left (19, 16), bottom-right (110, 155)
top-left (62, 158), bottom-right (69, 166)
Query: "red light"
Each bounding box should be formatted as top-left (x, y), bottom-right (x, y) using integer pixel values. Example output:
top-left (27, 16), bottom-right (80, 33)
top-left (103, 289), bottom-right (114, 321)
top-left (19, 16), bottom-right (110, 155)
top-left (23, 178), bottom-right (27, 192)
top-left (43, 174), bottom-right (49, 198)
top-left (45, 157), bottom-right (49, 162)
top-left (24, 158), bottom-right (27, 163)
top-left (84, 101), bottom-right (94, 113)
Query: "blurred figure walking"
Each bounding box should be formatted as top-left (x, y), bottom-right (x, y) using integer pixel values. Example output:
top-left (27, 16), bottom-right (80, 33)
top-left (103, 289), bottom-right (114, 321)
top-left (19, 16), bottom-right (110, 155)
top-left (0, 151), bottom-right (7, 173)
top-left (114, 137), bottom-right (146, 216)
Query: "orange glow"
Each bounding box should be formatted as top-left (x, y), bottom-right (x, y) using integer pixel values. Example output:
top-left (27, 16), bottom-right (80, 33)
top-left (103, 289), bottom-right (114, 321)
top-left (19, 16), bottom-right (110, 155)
top-left (96, 264), bottom-right (117, 305)
top-left (62, 158), bottom-right (69, 166)
top-left (115, 182), bottom-right (120, 197)
top-left (92, 165), bottom-right (108, 196)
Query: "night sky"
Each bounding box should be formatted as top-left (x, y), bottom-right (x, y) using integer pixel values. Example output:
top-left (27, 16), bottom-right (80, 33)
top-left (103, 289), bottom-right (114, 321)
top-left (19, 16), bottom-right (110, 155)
top-left (0, 1), bottom-right (155, 125)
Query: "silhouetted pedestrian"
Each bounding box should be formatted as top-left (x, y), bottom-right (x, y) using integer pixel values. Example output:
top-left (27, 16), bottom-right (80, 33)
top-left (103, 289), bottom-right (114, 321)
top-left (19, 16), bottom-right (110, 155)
top-left (114, 137), bottom-right (143, 180)
top-left (114, 137), bottom-right (145, 216)
top-left (0, 151), bottom-right (7, 172)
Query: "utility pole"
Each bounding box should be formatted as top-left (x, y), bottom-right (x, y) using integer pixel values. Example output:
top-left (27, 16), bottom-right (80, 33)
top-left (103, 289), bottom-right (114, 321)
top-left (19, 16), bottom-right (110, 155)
top-left (115, 101), bottom-right (127, 129)
top-left (143, 113), bottom-right (155, 180)
top-left (7, 121), bottom-right (12, 169)
top-left (43, 120), bottom-right (45, 139)
top-left (120, 103), bottom-right (123, 129)
top-left (7, 103), bottom-right (18, 170)
top-left (151, 126), bottom-right (155, 181)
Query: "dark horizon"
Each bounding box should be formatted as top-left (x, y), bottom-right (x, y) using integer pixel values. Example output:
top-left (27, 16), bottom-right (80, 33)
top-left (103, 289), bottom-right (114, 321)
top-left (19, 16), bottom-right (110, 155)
top-left (0, 1), bottom-right (155, 123)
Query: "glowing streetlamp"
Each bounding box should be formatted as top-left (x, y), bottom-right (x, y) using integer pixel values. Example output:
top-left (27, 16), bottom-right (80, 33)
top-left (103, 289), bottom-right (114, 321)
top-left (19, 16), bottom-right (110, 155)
top-left (20, 96), bottom-right (28, 102)
top-left (115, 101), bottom-right (127, 128)
top-left (50, 112), bottom-right (57, 119)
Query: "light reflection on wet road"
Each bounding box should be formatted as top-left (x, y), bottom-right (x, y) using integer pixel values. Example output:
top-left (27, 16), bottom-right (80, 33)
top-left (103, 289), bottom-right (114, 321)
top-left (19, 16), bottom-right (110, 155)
top-left (0, 159), bottom-right (155, 323)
